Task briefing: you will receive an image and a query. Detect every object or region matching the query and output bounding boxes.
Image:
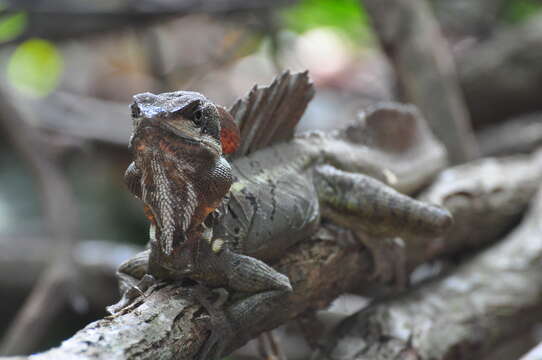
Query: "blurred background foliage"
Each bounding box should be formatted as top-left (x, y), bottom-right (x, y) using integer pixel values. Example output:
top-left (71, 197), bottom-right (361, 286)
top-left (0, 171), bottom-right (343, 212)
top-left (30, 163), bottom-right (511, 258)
top-left (282, 0), bottom-right (371, 43)
top-left (503, 0), bottom-right (542, 22)
top-left (0, 11), bottom-right (26, 43)
top-left (1, 0), bottom-right (542, 357)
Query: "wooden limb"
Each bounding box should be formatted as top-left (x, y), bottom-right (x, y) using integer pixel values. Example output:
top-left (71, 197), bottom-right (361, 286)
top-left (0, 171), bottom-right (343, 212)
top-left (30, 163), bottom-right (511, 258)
top-left (416, 149), bottom-right (542, 265)
top-left (323, 102), bottom-right (447, 194)
top-left (458, 14), bottom-right (542, 128)
top-left (11, 147), bottom-right (542, 359)
top-left (0, 89), bottom-right (79, 356)
top-left (432, 0), bottom-right (507, 39)
top-left (1, 0), bottom-right (296, 45)
top-left (314, 188), bottom-right (542, 360)
top-left (138, 26), bottom-right (175, 93)
top-left (0, 225), bottom-right (374, 360)
top-left (15, 92), bottom-right (130, 146)
top-left (361, 0), bottom-right (479, 164)
top-left (0, 237), bottom-right (139, 311)
top-left (477, 113), bottom-right (542, 157)
top-left (4, 127), bottom-right (541, 360)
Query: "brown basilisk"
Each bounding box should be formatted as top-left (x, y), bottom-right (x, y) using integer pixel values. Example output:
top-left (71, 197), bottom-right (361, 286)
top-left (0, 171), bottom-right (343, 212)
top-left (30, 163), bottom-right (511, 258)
top-left (109, 72), bottom-right (453, 359)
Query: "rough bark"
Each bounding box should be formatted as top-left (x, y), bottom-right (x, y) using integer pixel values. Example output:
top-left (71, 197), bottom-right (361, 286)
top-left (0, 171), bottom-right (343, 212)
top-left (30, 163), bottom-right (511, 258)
top-left (361, 0), bottom-right (479, 164)
top-left (416, 149), bottom-right (542, 264)
top-left (458, 14), bottom-right (542, 128)
top-left (314, 188), bottom-right (542, 360)
top-left (1, 225), bottom-right (374, 360)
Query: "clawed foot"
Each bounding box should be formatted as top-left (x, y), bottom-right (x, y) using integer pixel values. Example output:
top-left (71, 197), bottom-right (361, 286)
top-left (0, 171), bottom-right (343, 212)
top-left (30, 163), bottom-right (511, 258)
top-left (188, 285), bottom-right (233, 360)
top-left (106, 274), bottom-right (157, 315)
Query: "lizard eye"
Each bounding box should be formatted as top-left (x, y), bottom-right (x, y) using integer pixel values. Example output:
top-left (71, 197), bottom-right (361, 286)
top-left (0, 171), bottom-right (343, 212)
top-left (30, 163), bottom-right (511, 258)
top-left (131, 104), bottom-right (141, 118)
top-left (193, 109), bottom-right (203, 127)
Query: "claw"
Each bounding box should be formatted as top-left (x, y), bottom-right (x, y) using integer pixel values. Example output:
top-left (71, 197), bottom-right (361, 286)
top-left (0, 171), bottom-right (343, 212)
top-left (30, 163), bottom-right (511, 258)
top-left (188, 285), bottom-right (233, 360)
top-left (106, 274), bottom-right (156, 315)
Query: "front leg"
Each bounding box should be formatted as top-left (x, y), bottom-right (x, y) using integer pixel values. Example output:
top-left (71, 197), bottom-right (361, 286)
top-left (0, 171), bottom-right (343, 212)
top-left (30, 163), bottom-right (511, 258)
top-left (313, 164), bottom-right (453, 285)
top-left (191, 244), bottom-right (292, 360)
top-left (124, 161), bottom-right (142, 199)
top-left (106, 249), bottom-right (154, 315)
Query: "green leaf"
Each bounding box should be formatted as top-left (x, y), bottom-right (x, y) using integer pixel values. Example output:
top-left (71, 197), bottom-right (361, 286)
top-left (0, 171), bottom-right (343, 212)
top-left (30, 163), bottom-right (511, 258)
top-left (503, 0), bottom-right (542, 23)
top-left (281, 0), bottom-right (370, 42)
top-left (0, 12), bottom-right (27, 43)
top-left (7, 38), bottom-right (64, 97)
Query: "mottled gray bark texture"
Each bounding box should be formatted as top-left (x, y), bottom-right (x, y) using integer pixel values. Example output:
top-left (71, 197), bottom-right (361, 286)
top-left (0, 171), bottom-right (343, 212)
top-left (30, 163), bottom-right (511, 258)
top-left (458, 14), bottom-right (542, 128)
top-left (361, 0), bottom-right (479, 164)
top-left (417, 149), bottom-right (542, 264)
top-left (314, 188), bottom-right (542, 360)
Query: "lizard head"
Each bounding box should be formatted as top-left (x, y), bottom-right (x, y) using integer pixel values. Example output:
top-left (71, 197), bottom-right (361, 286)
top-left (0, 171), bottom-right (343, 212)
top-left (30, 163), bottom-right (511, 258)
top-left (129, 91), bottom-right (240, 156)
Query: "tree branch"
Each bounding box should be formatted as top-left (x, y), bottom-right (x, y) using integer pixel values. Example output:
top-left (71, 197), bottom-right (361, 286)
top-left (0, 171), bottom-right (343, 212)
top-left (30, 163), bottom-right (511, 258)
top-left (361, 0), bottom-right (479, 164)
top-left (1, 0), bottom-right (296, 45)
top-left (314, 187), bottom-right (542, 360)
top-left (8, 146), bottom-right (542, 359)
top-left (0, 237), bottom-right (139, 311)
top-left (459, 14), bottom-right (542, 128)
top-left (477, 113), bottom-right (542, 157)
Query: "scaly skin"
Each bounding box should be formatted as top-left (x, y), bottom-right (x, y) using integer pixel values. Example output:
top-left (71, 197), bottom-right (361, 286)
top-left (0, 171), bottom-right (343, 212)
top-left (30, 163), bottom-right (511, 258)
top-left (124, 91), bottom-right (239, 282)
top-left (114, 95), bottom-right (454, 289)
top-left (111, 91), bottom-right (454, 359)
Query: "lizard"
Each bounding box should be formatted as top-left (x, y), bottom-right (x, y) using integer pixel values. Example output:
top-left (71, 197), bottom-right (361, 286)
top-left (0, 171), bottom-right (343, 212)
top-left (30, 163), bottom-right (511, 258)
top-left (109, 72), bottom-right (453, 359)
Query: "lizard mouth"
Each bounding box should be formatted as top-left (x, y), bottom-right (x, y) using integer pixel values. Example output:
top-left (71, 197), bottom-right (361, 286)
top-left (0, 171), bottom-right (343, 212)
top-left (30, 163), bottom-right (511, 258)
top-left (159, 121), bottom-right (222, 155)
top-left (131, 121), bottom-right (220, 155)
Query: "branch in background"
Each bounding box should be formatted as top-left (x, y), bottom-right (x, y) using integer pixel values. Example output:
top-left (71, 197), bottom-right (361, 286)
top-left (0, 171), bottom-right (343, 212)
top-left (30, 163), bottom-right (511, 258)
top-left (138, 26), bottom-right (175, 93)
top-left (417, 149), bottom-right (542, 264)
top-left (432, 0), bottom-right (508, 39)
top-left (361, 0), bottom-right (480, 164)
top-left (0, 89), bottom-right (79, 356)
top-left (477, 113), bottom-right (542, 157)
top-left (0, 237), bottom-right (139, 312)
top-left (2, 0), bottom-right (297, 45)
top-left (458, 14), bottom-right (542, 128)
top-left (16, 92), bottom-right (130, 146)
top-left (314, 188), bottom-right (542, 360)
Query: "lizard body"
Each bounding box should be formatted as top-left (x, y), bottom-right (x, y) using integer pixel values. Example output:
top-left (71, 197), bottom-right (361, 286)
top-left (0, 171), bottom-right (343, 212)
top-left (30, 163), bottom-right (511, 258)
top-left (214, 129), bottom-right (452, 263)
top-left (111, 75), bottom-right (453, 359)
top-left (115, 90), bottom-right (453, 288)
